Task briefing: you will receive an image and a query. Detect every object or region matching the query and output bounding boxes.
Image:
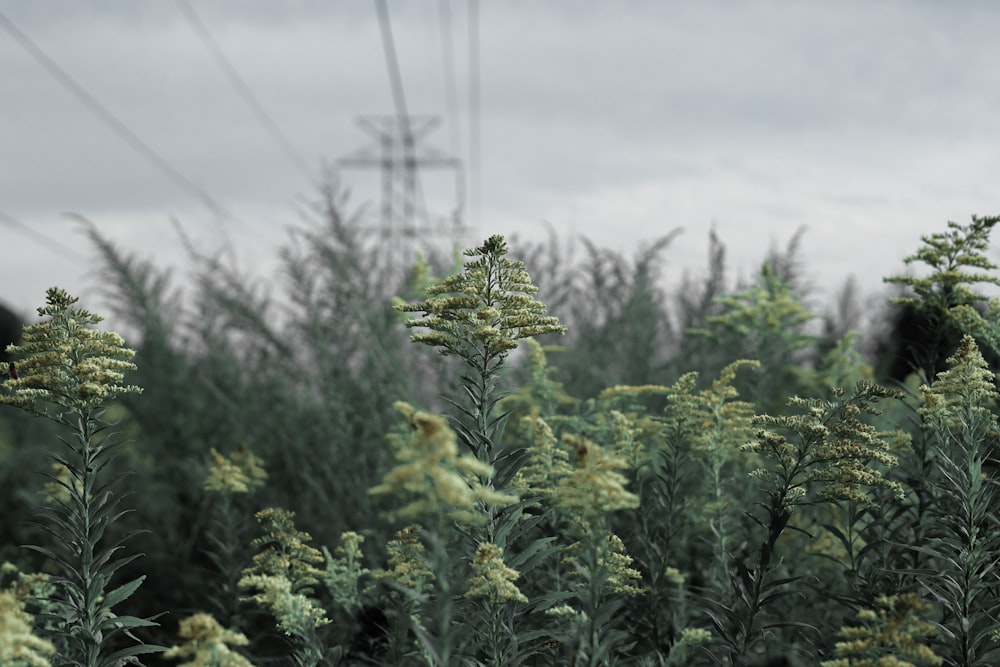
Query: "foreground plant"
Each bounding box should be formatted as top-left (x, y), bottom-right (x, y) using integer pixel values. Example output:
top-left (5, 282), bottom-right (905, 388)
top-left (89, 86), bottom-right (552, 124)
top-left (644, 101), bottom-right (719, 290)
top-left (238, 509), bottom-right (329, 666)
top-left (393, 235), bottom-right (566, 663)
top-left (704, 380), bottom-right (904, 666)
top-left (0, 561), bottom-right (56, 667)
top-left (0, 287), bottom-right (162, 667)
top-left (370, 403), bottom-right (521, 664)
top-left (163, 612), bottom-right (255, 667)
top-left (396, 233), bottom-right (566, 467)
top-left (915, 336), bottom-right (1000, 665)
top-left (820, 593), bottom-right (943, 667)
top-left (884, 214), bottom-right (1000, 379)
top-left (202, 445), bottom-right (267, 628)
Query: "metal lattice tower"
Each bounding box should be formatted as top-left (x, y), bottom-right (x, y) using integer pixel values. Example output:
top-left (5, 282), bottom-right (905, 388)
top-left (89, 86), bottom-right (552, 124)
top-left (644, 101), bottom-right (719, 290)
top-left (338, 114), bottom-right (464, 235)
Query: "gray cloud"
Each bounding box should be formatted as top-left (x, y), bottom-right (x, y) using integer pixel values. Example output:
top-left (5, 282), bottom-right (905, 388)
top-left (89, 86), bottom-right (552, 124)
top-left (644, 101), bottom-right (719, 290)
top-left (2, 1), bottom-right (999, 318)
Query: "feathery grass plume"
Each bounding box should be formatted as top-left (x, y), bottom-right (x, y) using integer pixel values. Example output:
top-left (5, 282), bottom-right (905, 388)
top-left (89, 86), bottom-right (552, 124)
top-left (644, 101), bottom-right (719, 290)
top-left (820, 593), bottom-right (943, 667)
top-left (162, 613), bottom-right (255, 667)
top-left (0, 287), bottom-right (162, 667)
top-left (239, 508), bottom-right (329, 665)
top-left (321, 531), bottom-right (373, 614)
top-left (914, 335), bottom-right (1000, 665)
top-left (369, 401), bottom-right (518, 525)
top-left (0, 562), bottom-right (55, 667)
top-left (884, 215), bottom-right (1000, 380)
top-left (560, 233), bottom-right (678, 398)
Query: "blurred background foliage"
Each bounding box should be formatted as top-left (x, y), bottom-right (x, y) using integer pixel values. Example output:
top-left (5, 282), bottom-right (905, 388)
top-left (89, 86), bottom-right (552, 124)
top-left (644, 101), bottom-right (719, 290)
top-left (2, 190), bottom-right (996, 665)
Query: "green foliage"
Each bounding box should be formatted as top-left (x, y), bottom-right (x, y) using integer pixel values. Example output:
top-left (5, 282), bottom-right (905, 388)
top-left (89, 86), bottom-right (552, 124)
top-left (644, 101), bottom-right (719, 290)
top-left (0, 288), bottom-right (163, 667)
top-left (688, 263), bottom-right (820, 413)
top-left (912, 336), bottom-right (1000, 665)
top-left (884, 215), bottom-right (1000, 379)
top-left (11, 211), bottom-right (1000, 665)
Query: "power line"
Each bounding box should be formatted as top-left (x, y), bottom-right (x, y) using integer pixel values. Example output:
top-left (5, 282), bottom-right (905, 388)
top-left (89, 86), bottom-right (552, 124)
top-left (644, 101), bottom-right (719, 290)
top-left (373, 0), bottom-right (428, 228)
top-left (437, 0), bottom-right (466, 220)
top-left (0, 212), bottom-right (87, 261)
top-left (374, 0), bottom-right (412, 129)
top-left (468, 0), bottom-right (481, 232)
top-left (0, 9), bottom-right (232, 221)
top-left (173, 0), bottom-right (314, 178)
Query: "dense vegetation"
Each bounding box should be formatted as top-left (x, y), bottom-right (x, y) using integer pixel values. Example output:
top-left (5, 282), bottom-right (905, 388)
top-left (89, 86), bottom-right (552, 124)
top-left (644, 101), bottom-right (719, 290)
top-left (3, 202), bottom-right (1000, 667)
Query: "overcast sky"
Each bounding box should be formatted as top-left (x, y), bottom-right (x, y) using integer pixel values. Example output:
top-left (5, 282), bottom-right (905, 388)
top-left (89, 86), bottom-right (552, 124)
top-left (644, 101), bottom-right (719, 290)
top-left (2, 1), bottom-right (999, 323)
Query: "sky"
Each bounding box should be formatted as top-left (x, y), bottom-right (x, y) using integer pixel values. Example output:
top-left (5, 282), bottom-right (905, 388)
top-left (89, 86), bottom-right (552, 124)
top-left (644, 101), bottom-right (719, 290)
top-left (2, 1), bottom-right (999, 324)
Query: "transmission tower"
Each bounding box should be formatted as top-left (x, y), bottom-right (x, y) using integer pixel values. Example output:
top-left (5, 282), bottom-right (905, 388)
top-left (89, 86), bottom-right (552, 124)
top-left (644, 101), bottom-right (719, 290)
top-left (338, 114), bottom-right (464, 235)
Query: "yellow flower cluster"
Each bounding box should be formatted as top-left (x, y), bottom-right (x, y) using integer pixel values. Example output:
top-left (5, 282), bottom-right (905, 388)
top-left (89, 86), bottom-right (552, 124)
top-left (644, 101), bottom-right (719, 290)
top-left (821, 593), bottom-right (943, 667)
top-left (563, 533), bottom-right (643, 597)
top-left (919, 334), bottom-right (998, 432)
top-left (375, 525), bottom-right (434, 592)
top-left (322, 531), bottom-right (372, 612)
top-left (204, 445), bottom-right (268, 494)
top-left (369, 402), bottom-right (518, 524)
top-left (742, 382), bottom-right (905, 509)
top-left (0, 287), bottom-right (140, 413)
top-left (0, 563), bottom-right (55, 667)
top-left (554, 435), bottom-right (639, 520)
top-left (465, 542), bottom-right (528, 604)
top-left (512, 413), bottom-right (570, 499)
top-left (239, 574), bottom-right (329, 637)
top-left (163, 612), bottom-right (255, 667)
top-left (396, 235), bottom-right (566, 364)
top-left (239, 509), bottom-right (328, 637)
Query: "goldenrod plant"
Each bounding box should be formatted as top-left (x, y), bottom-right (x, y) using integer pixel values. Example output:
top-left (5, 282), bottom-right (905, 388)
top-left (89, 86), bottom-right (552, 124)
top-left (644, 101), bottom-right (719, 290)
top-left (884, 215), bottom-right (1000, 380)
top-left (396, 233), bottom-right (566, 465)
top-left (201, 445), bottom-right (267, 631)
top-left (913, 336), bottom-right (1000, 665)
top-left (393, 235), bottom-right (567, 664)
top-left (0, 288), bottom-right (163, 667)
top-left (13, 213), bottom-right (1000, 664)
top-left (0, 561), bottom-right (55, 667)
top-left (704, 381), bottom-right (904, 666)
top-left (238, 508), bottom-right (330, 666)
top-left (369, 403), bottom-right (520, 664)
top-left (820, 593), bottom-right (943, 667)
top-left (163, 613), bottom-right (255, 667)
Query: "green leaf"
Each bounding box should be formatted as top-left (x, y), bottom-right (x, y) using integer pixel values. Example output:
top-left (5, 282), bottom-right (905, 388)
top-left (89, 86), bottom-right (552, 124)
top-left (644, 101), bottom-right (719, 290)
top-left (101, 575), bottom-right (145, 610)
